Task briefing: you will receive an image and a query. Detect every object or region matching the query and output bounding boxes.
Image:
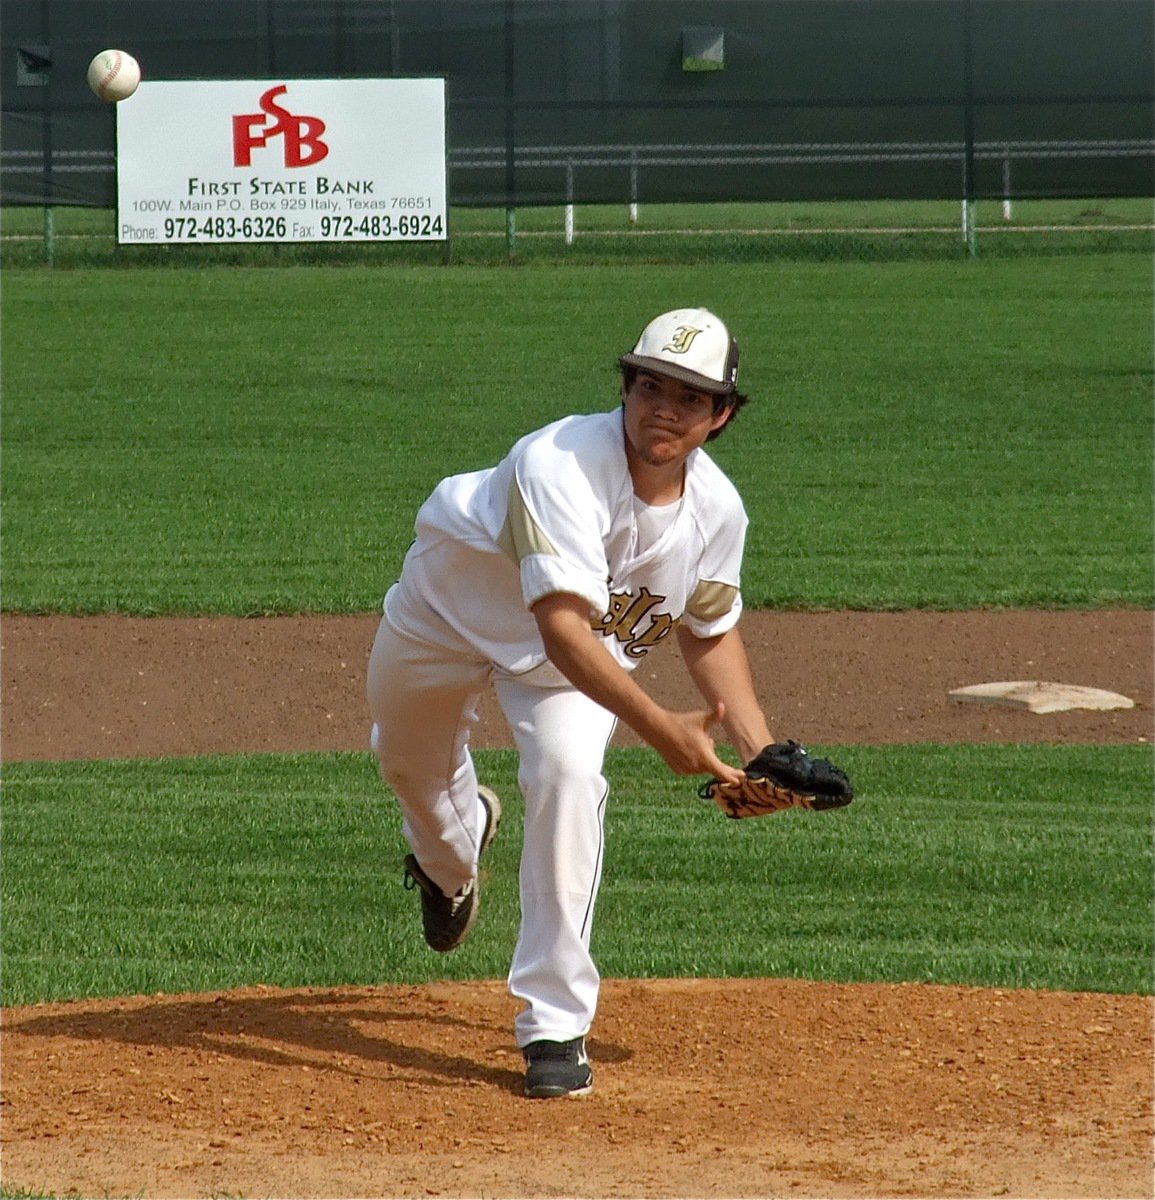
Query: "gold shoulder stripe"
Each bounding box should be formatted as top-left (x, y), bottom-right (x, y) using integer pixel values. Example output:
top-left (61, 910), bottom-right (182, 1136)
top-left (497, 475), bottom-right (561, 564)
top-left (686, 579), bottom-right (738, 623)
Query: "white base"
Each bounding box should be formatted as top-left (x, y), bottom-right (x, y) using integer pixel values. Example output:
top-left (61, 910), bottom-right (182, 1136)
top-left (949, 681), bottom-right (1136, 714)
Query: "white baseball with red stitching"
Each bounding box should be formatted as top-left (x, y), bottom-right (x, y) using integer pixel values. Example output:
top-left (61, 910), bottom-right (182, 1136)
top-left (86, 49), bottom-right (141, 103)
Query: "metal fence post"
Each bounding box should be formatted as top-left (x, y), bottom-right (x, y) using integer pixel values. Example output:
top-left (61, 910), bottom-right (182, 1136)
top-left (962, 0), bottom-right (977, 257)
top-left (504, 0), bottom-right (516, 260)
top-left (506, 206), bottom-right (517, 258)
top-left (565, 162), bottom-right (575, 244)
top-left (43, 205), bottom-right (55, 265)
top-left (629, 152), bottom-right (639, 225)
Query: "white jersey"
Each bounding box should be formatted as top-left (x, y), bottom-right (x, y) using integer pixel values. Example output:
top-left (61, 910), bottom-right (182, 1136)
top-left (385, 410), bottom-right (748, 676)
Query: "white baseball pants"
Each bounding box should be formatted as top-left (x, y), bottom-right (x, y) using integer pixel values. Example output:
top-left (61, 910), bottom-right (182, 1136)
top-left (367, 614), bottom-right (617, 1047)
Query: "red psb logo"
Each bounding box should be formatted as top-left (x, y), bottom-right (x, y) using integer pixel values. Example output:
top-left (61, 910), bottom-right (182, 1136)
top-left (232, 85), bottom-right (329, 167)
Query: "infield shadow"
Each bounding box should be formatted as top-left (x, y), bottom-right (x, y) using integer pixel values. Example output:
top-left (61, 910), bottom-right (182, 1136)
top-left (6, 988), bottom-right (632, 1096)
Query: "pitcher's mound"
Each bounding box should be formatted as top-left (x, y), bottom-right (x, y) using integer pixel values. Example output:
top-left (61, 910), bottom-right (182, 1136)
top-left (2, 978), bottom-right (1151, 1199)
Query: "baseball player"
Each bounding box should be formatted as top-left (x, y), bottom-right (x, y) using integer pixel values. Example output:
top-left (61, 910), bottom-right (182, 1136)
top-left (367, 307), bottom-right (779, 1098)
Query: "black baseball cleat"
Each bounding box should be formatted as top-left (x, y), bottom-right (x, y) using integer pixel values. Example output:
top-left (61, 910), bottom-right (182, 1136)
top-left (523, 1037), bottom-right (594, 1098)
top-left (403, 786), bottom-right (502, 953)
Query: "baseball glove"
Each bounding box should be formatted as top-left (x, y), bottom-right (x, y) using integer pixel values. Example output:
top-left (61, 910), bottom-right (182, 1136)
top-left (698, 740), bottom-right (854, 819)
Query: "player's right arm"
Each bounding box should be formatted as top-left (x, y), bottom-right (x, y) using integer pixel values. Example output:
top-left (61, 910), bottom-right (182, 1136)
top-left (531, 592), bottom-right (743, 784)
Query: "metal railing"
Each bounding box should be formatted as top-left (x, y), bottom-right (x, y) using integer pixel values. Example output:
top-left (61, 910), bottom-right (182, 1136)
top-left (445, 138), bottom-right (1154, 241)
top-left (4, 135), bottom-right (1151, 188)
top-left (3, 137), bottom-right (1150, 260)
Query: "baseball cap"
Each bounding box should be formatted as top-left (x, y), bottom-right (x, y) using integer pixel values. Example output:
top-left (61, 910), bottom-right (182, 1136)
top-left (619, 308), bottom-right (739, 395)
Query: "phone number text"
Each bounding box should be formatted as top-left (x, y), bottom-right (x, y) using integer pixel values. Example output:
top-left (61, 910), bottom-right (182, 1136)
top-left (156, 213), bottom-right (446, 242)
top-left (163, 216), bottom-right (288, 240)
top-left (319, 214), bottom-right (444, 238)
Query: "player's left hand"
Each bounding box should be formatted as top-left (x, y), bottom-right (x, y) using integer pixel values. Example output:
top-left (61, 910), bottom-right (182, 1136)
top-left (698, 740), bottom-right (854, 819)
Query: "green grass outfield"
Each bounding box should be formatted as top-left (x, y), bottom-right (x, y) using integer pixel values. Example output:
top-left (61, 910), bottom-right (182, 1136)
top-left (3, 253), bottom-right (1151, 612)
top-left (3, 745), bottom-right (1151, 1008)
top-left (2, 245), bottom-right (1151, 1016)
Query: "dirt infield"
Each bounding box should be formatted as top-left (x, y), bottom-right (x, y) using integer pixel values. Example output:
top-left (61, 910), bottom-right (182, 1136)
top-left (4, 980), bottom-right (1152, 1199)
top-left (2, 609), bottom-right (1151, 760)
top-left (2, 610), bottom-right (1152, 1198)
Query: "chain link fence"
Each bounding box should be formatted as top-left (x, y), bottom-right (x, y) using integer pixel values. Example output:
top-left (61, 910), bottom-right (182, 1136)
top-left (3, 0), bottom-right (1151, 266)
top-left (5, 197), bottom-right (1150, 269)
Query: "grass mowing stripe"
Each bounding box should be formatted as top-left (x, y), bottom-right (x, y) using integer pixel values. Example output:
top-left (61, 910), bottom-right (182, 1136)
top-left (603, 746), bottom-right (1152, 991)
top-left (3, 254), bottom-right (1151, 612)
top-left (2, 745), bottom-right (1150, 1006)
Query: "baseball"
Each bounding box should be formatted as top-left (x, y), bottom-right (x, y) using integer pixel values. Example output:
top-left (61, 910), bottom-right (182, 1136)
top-left (86, 49), bottom-right (141, 102)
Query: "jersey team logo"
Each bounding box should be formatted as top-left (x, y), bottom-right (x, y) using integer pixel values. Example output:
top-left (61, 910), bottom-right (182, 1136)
top-left (232, 84), bottom-right (330, 167)
top-left (662, 325), bottom-right (702, 355)
top-left (595, 586), bottom-right (679, 659)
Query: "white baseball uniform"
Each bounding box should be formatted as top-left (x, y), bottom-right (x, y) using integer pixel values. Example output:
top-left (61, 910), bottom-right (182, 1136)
top-left (367, 408), bottom-right (748, 1045)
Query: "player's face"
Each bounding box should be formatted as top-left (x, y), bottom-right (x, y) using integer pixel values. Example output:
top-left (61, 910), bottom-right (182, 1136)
top-left (621, 370), bottom-right (733, 470)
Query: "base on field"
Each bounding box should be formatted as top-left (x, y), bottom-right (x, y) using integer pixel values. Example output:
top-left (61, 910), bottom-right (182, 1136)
top-left (948, 680), bottom-right (1136, 713)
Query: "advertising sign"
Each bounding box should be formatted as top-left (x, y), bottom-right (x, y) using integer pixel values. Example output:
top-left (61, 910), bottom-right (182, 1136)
top-left (116, 78), bottom-right (446, 244)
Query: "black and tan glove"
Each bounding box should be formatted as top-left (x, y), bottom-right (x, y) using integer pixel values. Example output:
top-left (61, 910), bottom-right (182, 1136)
top-left (699, 740), bottom-right (854, 819)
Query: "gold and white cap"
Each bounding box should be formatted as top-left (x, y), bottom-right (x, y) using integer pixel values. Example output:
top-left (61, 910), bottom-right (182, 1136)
top-left (620, 308), bottom-right (739, 395)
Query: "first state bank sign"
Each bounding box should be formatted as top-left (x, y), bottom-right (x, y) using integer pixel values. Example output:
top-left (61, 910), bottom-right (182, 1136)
top-left (116, 78), bottom-right (447, 244)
